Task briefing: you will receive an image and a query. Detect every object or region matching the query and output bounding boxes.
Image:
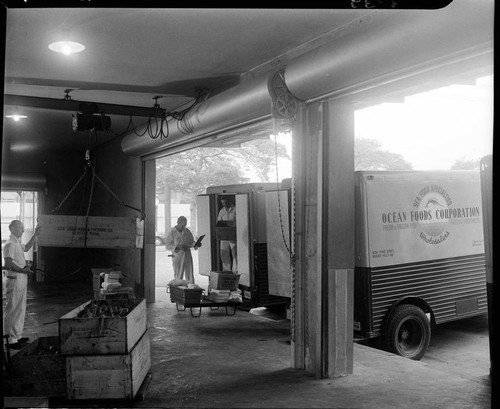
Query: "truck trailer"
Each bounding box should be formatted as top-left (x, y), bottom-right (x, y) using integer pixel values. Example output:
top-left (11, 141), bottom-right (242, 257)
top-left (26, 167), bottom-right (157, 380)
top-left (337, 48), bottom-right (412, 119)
top-left (197, 170), bottom-right (487, 360)
top-left (353, 170), bottom-right (486, 360)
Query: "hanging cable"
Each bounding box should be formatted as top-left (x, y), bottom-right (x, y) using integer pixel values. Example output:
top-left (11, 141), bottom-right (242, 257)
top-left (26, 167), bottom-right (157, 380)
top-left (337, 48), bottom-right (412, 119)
top-left (75, 90), bottom-right (206, 141)
top-left (273, 133), bottom-right (293, 256)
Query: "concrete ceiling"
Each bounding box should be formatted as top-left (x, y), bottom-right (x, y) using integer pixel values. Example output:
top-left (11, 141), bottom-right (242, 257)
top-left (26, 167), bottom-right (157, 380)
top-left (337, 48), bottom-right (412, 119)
top-left (1, 3), bottom-right (494, 169)
top-left (2, 7), bottom-right (372, 159)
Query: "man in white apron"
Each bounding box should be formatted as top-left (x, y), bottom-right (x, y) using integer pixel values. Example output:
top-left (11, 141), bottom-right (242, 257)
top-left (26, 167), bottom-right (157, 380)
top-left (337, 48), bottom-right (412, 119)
top-left (3, 220), bottom-right (41, 349)
top-left (218, 198), bottom-right (237, 272)
top-left (165, 216), bottom-right (200, 283)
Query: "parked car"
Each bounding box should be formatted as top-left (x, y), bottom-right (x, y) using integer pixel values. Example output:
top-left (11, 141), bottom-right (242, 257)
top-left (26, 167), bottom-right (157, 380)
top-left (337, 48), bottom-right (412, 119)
top-left (155, 232), bottom-right (166, 246)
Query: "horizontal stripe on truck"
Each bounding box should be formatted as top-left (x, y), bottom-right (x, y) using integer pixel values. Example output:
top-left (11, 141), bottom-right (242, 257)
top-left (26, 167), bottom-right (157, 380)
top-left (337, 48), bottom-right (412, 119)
top-left (370, 254), bottom-right (487, 332)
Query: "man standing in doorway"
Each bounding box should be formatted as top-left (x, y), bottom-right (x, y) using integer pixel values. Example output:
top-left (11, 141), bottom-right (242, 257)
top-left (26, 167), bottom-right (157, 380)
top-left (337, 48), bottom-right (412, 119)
top-left (218, 198), bottom-right (237, 272)
top-left (165, 216), bottom-right (200, 283)
top-left (3, 220), bottom-right (41, 349)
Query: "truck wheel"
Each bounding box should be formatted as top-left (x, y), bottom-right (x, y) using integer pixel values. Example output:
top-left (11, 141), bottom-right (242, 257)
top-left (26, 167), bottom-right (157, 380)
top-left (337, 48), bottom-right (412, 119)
top-left (385, 304), bottom-right (430, 360)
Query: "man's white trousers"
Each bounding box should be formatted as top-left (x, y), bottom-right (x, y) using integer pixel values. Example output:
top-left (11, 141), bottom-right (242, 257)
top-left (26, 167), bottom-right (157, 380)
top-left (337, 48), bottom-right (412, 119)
top-left (3, 272), bottom-right (27, 343)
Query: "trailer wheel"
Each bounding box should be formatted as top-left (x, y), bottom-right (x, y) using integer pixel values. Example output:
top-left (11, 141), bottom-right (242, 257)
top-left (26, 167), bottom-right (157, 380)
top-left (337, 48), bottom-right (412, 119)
top-left (385, 304), bottom-right (430, 360)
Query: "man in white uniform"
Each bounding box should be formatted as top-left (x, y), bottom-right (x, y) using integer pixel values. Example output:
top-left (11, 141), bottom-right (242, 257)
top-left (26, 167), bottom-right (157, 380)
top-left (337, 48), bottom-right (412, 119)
top-left (3, 220), bottom-right (41, 349)
top-left (218, 198), bottom-right (237, 272)
top-left (165, 216), bottom-right (200, 283)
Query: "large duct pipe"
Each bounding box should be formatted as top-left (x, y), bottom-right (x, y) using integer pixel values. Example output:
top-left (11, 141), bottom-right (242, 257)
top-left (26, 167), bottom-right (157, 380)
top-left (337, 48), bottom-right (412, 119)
top-left (1, 172), bottom-right (47, 191)
top-left (121, 73), bottom-right (273, 157)
top-left (121, 0), bottom-right (493, 158)
top-left (285, 1), bottom-right (493, 101)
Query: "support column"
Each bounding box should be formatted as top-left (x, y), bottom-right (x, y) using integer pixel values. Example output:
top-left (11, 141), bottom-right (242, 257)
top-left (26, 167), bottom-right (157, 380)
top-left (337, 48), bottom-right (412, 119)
top-left (323, 100), bottom-right (355, 377)
top-left (143, 159), bottom-right (156, 302)
top-left (292, 99), bottom-right (355, 378)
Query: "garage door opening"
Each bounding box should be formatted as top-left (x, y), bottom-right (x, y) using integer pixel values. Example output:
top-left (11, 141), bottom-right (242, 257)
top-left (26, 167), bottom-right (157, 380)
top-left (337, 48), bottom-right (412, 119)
top-left (1, 190), bottom-right (41, 283)
top-left (153, 132), bottom-right (292, 291)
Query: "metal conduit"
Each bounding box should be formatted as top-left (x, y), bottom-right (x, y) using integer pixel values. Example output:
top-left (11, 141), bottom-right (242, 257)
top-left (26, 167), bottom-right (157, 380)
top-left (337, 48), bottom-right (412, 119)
top-left (121, 0), bottom-right (493, 158)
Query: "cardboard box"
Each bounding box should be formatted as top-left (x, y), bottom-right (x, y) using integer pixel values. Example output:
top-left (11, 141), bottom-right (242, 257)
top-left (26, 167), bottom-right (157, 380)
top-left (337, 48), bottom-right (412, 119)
top-left (66, 330), bottom-right (151, 400)
top-left (97, 286), bottom-right (135, 300)
top-left (91, 268), bottom-right (113, 292)
top-left (209, 271), bottom-right (240, 291)
top-left (59, 298), bottom-right (146, 355)
top-left (10, 336), bottom-right (66, 397)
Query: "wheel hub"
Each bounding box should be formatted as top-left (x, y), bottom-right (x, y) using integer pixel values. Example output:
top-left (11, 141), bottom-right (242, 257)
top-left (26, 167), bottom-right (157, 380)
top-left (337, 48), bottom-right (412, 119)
top-left (400, 328), bottom-right (410, 341)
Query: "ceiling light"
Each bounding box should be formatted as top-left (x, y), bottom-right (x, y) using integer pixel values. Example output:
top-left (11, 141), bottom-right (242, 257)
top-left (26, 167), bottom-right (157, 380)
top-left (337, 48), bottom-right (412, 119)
top-left (6, 114), bottom-right (28, 122)
top-left (48, 41), bottom-right (85, 55)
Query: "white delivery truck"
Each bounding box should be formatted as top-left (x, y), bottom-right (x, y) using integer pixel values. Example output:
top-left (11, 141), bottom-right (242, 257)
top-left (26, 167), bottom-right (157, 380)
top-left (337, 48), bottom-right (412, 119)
top-left (354, 171), bottom-right (486, 359)
top-left (197, 171), bottom-right (487, 360)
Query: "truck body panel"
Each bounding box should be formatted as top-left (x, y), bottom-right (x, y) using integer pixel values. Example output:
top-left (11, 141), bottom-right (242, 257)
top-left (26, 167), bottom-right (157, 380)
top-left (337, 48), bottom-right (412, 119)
top-left (354, 171), bottom-right (487, 338)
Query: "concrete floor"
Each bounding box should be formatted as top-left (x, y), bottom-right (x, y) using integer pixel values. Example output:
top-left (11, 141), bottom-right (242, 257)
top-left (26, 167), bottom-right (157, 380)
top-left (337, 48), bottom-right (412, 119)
top-left (3, 280), bottom-right (492, 409)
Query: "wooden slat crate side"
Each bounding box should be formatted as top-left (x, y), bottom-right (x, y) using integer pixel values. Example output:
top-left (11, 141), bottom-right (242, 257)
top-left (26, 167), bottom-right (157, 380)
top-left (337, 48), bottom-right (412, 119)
top-left (37, 215), bottom-right (144, 249)
top-left (10, 336), bottom-right (66, 397)
top-left (126, 298), bottom-right (147, 352)
top-left (59, 299), bottom-right (146, 355)
top-left (130, 330), bottom-right (152, 397)
top-left (66, 356), bottom-right (133, 400)
top-left (66, 330), bottom-right (151, 400)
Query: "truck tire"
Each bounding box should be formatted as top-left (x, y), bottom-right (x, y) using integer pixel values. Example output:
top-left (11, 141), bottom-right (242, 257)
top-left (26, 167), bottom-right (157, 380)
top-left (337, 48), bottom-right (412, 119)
top-left (385, 304), bottom-right (430, 360)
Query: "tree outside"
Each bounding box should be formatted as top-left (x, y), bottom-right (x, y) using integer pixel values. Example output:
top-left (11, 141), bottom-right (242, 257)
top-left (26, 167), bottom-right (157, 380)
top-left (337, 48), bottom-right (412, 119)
top-left (156, 137), bottom-right (290, 233)
top-left (450, 157), bottom-right (481, 170)
top-left (157, 135), bottom-right (480, 231)
top-left (355, 137), bottom-right (413, 171)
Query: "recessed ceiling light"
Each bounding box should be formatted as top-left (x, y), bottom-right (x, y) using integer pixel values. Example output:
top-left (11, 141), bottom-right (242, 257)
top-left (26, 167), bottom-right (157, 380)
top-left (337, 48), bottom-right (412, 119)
top-left (48, 41), bottom-right (85, 55)
top-left (6, 114), bottom-right (28, 122)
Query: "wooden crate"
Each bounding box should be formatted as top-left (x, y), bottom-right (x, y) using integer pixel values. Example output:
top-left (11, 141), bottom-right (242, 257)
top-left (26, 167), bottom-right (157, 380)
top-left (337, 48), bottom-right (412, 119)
top-left (59, 298), bottom-right (146, 355)
top-left (169, 285), bottom-right (203, 304)
top-left (66, 330), bottom-right (151, 400)
top-left (37, 214), bottom-right (144, 249)
top-left (9, 336), bottom-right (66, 397)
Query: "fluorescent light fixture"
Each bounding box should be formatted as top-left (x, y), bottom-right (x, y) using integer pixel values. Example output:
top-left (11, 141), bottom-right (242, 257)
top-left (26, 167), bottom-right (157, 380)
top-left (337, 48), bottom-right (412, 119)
top-left (48, 41), bottom-right (85, 55)
top-left (6, 114), bottom-right (28, 122)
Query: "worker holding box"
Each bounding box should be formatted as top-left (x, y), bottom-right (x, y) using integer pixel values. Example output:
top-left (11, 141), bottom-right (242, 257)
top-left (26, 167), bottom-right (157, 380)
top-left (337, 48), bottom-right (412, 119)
top-left (165, 216), bottom-right (201, 283)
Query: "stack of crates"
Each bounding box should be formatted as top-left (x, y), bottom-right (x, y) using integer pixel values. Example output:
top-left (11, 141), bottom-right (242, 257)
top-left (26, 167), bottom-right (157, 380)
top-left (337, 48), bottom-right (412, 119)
top-left (58, 298), bottom-right (151, 400)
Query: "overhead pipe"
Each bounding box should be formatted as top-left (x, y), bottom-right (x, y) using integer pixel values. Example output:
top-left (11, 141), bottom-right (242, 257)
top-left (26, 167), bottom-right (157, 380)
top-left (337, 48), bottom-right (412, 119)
top-left (1, 172), bottom-right (47, 191)
top-left (284, 1), bottom-right (493, 102)
top-left (121, 74), bottom-right (274, 157)
top-left (121, 0), bottom-right (493, 158)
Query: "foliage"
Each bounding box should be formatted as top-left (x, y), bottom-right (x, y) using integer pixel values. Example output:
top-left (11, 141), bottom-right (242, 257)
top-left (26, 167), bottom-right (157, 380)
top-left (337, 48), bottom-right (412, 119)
top-left (355, 137), bottom-right (413, 171)
top-left (156, 138), bottom-right (289, 203)
top-left (450, 157), bottom-right (481, 170)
